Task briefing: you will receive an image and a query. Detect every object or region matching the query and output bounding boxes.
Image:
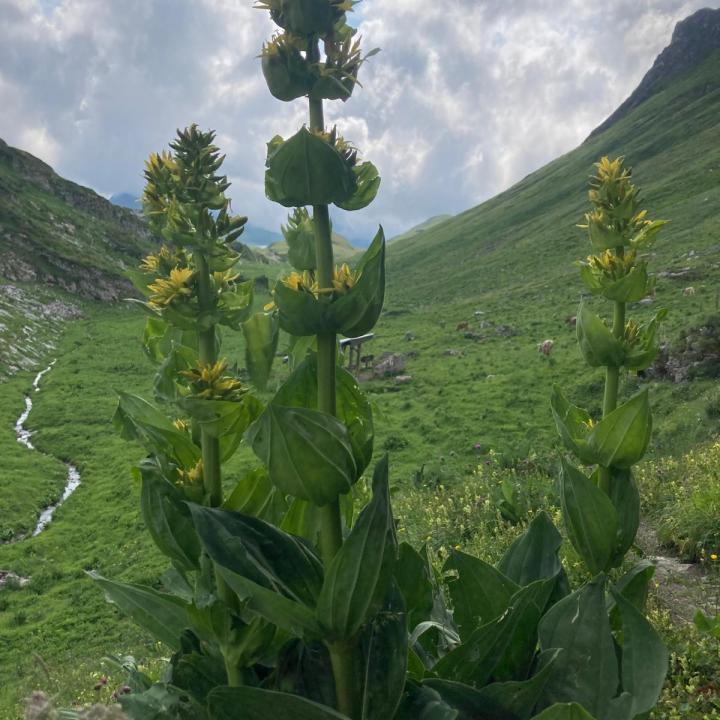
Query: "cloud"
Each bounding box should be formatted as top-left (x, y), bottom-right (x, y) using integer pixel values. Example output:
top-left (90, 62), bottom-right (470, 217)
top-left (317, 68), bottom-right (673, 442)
top-left (0, 0), bottom-right (717, 241)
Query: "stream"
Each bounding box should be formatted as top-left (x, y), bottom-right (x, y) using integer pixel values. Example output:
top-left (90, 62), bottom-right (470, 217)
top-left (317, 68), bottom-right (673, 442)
top-left (12, 360), bottom-right (81, 538)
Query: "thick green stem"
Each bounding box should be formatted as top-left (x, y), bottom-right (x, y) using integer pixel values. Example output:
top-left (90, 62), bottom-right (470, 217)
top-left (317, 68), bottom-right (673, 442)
top-left (599, 251), bottom-right (627, 495)
top-left (194, 251), bottom-right (223, 507)
top-left (195, 248), bottom-right (241, 682)
top-left (308, 37), bottom-right (359, 720)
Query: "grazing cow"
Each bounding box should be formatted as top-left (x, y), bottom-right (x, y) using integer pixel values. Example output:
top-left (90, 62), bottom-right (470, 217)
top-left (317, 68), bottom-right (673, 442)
top-left (683, 286), bottom-right (696, 296)
top-left (565, 315), bottom-right (577, 328)
top-left (537, 339), bottom-right (554, 356)
top-left (456, 322), bottom-right (469, 331)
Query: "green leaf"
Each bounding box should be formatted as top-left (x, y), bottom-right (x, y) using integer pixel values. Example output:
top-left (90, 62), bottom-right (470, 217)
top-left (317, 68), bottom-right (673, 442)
top-left (219, 566), bottom-right (320, 638)
top-left (274, 280), bottom-right (334, 336)
top-left (444, 550), bottom-right (519, 640)
top-left (138, 459), bottom-right (201, 572)
top-left (576, 304), bottom-right (625, 368)
top-left (538, 577), bottom-right (618, 718)
top-left (120, 683), bottom-right (208, 720)
top-left (395, 683), bottom-right (459, 720)
top-left (361, 584), bottom-right (408, 720)
top-left (550, 388), bottom-right (595, 465)
top-left (613, 560), bottom-right (655, 613)
top-left (498, 512), bottom-right (564, 588)
top-left (207, 686), bottom-right (350, 720)
top-left (395, 542), bottom-right (434, 631)
top-left (243, 311), bottom-right (280, 390)
top-left (274, 640), bottom-right (336, 708)
top-left (611, 589), bottom-right (668, 716)
top-left (113, 392), bottom-right (200, 467)
top-left (188, 504), bottom-right (323, 608)
top-left (246, 404), bottom-right (358, 506)
top-left (317, 457), bottom-right (395, 638)
top-left (629, 219), bottom-right (667, 251)
top-left (336, 161), bottom-right (381, 212)
top-left (88, 572), bottom-right (191, 650)
top-left (694, 610), bottom-right (720, 639)
top-left (333, 227), bottom-right (386, 337)
top-left (426, 648), bottom-right (561, 720)
top-left (273, 354), bottom-right (374, 476)
top-left (265, 127), bottom-right (356, 208)
top-left (587, 390), bottom-right (652, 468)
top-left (434, 578), bottom-right (554, 686)
top-left (603, 263), bottom-right (651, 303)
top-left (223, 466), bottom-right (288, 524)
top-left (624, 309), bottom-right (667, 371)
top-left (531, 704), bottom-right (596, 720)
top-left (217, 281), bottom-right (253, 329)
top-left (606, 468), bottom-right (640, 565)
top-left (559, 460), bottom-right (618, 575)
top-left (180, 394), bottom-right (263, 462)
top-left (153, 343), bottom-right (196, 403)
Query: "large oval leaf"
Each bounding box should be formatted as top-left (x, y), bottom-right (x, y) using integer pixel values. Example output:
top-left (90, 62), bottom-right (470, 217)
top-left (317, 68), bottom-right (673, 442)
top-left (611, 589), bottom-right (668, 717)
top-left (273, 354), bottom-right (374, 476)
top-left (243, 311), bottom-right (280, 391)
top-left (559, 460), bottom-right (618, 576)
top-left (265, 128), bottom-right (356, 208)
top-left (316, 457), bottom-right (394, 639)
top-left (576, 304), bottom-right (624, 368)
top-left (246, 404), bottom-right (358, 505)
top-left (138, 460), bottom-right (201, 572)
top-left (443, 551), bottom-right (519, 639)
top-left (538, 578), bottom-right (617, 718)
top-left (208, 686), bottom-right (350, 720)
top-left (587, 390), bottom-right (652, 468)
top-left (88, 572), bottom-right (191, 651)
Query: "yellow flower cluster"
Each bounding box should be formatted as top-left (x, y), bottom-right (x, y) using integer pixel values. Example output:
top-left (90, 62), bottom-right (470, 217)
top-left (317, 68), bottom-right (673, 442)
top-left (265, 263), bottom-right (360, 310)
top-left (179, 359), bottom-right (247, 400)
top-left (586, 248), bottom-right (637, 280)
top-left (139, 245), bottom-right (189, 276)
top-left (177, 460), bottom-right (203, 488)
top-left (147, 267), bottom-right (194, 309)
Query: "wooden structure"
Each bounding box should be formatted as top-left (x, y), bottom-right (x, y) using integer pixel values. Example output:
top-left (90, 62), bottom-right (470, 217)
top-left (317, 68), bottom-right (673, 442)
top-left (339, 333), bottom-right (374, 372)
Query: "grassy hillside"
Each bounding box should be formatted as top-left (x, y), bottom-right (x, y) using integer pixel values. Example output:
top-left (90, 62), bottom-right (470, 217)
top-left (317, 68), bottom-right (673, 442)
top-left (388, 214), bottom-right (453, 244)
top-left (374, 50), bottom-right (720, 474)
top-left (0, 139), bottom-right (156, 301)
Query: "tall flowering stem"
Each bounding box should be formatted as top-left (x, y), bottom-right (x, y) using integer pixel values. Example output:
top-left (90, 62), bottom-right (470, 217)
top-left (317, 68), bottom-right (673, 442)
top-left (552, 156), bottom-right (667, 573)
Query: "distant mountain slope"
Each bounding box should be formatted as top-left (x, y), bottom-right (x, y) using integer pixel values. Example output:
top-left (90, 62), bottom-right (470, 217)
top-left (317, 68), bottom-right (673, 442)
top-left (389, 215), bottom-right (453, 245)
top-left (591, 7), bottom-right (720, 138)
top-left (0, 140), bottom-right (155, 300)
top-left (386, 37), bottom-right (720, 308)
top-left (241, 223), bottom-right (283, 247)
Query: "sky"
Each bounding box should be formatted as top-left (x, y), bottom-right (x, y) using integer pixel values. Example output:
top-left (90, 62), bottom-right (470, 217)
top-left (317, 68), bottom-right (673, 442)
top-left (1, 0), bottom-right (719, 242)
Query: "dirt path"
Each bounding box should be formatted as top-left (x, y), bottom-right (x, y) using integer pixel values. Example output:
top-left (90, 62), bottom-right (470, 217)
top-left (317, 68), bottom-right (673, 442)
top-left (637, 522), bottom-right (717, 623)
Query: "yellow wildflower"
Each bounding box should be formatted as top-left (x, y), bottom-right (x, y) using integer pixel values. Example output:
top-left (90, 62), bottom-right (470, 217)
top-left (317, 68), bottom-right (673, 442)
top-left (139, 253), bottom-right (160, 273)
top-left (173, 418), bottom-right (190, 432)
top-left (587, 248), bottom-right (636, 281)
top-left (179, 359), bottom-right (247, 400)
top-left (177, 460), bottom-right (203, 488)
top-left (711, 553), bottom-right (718, 561)
top-left (147, 267), bottom-right (194, 308)
top-left (332, 263), bottom-right (360, 294)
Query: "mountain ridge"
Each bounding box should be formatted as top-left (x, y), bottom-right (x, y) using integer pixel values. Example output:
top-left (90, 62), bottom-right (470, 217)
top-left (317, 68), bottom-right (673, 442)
top-left (590, 6), bottom-right (720, 137)
top-left (0, 138), bottom-right (155, 301)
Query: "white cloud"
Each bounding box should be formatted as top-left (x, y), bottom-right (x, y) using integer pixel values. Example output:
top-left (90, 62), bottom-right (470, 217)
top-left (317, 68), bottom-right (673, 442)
top-left (0, 0), bottom-right (717, 240)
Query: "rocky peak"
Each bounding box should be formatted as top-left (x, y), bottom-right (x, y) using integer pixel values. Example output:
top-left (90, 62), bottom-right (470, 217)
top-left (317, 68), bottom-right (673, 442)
top-left (590, 7), bottom-right (720, 138)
